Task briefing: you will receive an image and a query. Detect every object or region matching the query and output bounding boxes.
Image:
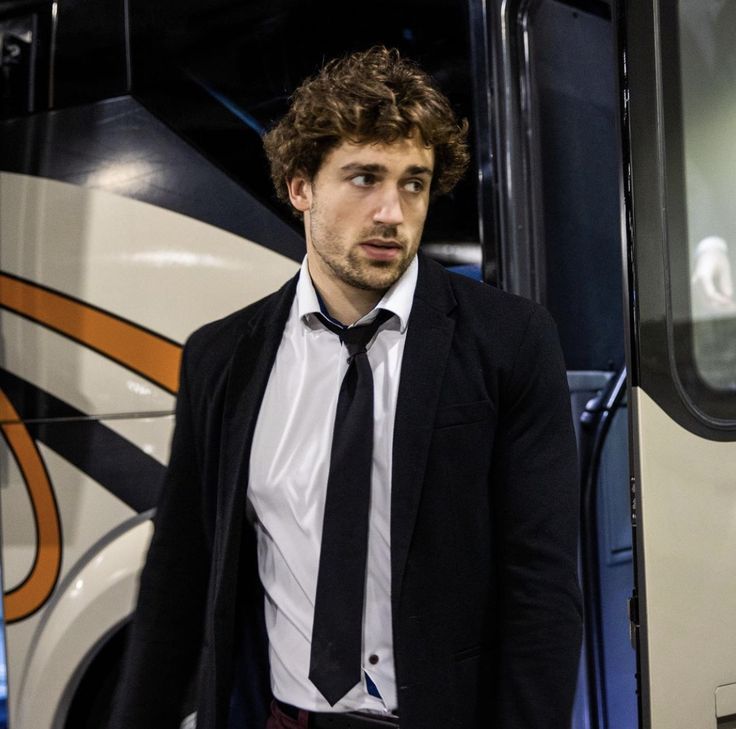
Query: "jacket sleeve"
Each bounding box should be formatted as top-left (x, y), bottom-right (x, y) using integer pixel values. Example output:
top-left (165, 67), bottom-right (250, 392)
top-left (108, 339), bottom-right (211, 729)
top-left (492, 305), bottom-right (583, 728)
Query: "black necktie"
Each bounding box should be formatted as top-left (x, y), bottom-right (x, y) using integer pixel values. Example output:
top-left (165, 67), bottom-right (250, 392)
top-left (309, 308), bottom-right (393, 706)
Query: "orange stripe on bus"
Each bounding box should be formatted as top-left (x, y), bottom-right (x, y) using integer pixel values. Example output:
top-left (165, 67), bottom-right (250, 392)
top-left (0, 273), bottom-right (181, 394)
top-left (0, 390), bottom-right (62, 623)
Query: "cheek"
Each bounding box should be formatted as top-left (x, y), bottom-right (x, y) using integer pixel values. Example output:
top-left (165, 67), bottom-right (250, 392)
top-left (407, 203), bottom-right (429, 233)
top-left (335, 204), bottom-right (373, 232)
top-left (315, 209), bottom-right (367, 249)
top-left (313, 203), bottom-right (345, 232)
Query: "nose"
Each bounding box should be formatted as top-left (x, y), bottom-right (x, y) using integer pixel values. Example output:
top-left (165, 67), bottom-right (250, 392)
top-left (373, 186), bottom-right (404, 226)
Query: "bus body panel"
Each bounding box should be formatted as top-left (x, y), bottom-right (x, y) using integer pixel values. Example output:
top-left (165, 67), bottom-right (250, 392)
top-left (633, 387), bottom-right (736, 727)
top-left (623, 0), bottom-right (736, 724)
top-left (0, 170), bottom-right (300, 728)
top-left (11, 520), bottom-right (153, 729)
top-left (0, 172), bottom-right (299, 347)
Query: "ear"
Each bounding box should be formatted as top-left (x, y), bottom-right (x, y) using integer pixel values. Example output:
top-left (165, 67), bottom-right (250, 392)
top-left (286, 173), bottom-right (312, 213)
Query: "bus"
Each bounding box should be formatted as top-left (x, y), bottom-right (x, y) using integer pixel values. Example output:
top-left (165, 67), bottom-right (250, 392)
top-left (0, 1), bottom-right (734, 727)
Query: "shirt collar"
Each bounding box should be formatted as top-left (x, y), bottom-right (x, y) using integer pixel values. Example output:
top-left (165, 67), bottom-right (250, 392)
top-left (296, 254), bottom-right (417, 334)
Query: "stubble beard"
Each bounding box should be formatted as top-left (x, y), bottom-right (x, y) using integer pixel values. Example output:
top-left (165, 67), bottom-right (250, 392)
top-left (309, 218), bottom-right (418, 293)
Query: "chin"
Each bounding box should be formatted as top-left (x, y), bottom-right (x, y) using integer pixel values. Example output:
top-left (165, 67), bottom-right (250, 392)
top-left (360, 261), bottom-right (408, 289)
top-left (343, 267), bottom-right (400, 292)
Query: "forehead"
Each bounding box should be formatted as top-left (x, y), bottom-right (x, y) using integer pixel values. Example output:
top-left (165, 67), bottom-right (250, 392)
top-left (320, 136), bottom-right (435, 175)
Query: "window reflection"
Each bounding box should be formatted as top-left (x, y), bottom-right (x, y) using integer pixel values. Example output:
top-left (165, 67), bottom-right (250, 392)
top-left (680, 0), bottom-right (736, 391)
top-left (0, 15), bottom-right (34, 117)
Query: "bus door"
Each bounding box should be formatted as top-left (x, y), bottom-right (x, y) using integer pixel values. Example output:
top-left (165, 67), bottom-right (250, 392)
top-left (624, 1), bottom-right (736, 727)
top-left (477, 1), bottom-right (636, 726)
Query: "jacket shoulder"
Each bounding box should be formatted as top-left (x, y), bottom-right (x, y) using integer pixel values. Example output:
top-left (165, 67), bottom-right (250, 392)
top-left (182, 275), bottom-right (297, 376)
top-left (449, 266), bottom-right (544, 319)
top-left (428, 259), bottom-right (554, 342)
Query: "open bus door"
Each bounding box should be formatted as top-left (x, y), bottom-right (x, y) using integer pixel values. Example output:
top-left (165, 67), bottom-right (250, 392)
top-left (624, 1), bottom-right (736, 727)
top-left (478, 1), bottom-right (637, 726)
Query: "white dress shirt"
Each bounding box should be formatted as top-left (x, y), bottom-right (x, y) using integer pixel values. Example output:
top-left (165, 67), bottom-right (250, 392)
top-left (247, 255), bottom-right (417, 714)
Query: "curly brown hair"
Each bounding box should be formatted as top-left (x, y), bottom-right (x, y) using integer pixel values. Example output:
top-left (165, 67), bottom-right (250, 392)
top-left (263, 46), bottom-right (469, 210)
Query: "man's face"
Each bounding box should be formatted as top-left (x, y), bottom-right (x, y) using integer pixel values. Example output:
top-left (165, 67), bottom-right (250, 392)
top-left (289, 135), bottom-right (434, 293)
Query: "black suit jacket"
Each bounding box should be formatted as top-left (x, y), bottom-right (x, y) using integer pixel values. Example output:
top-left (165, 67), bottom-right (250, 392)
top-left (110, 255), bottom-right (582, 729)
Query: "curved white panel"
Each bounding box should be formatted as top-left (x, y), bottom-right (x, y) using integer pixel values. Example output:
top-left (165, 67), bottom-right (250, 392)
top-left (1, 309), bottom-right (175, 417)
top-left (11, 520), bottom-right (152, 729)
top-left (0, 172), bottom-right (300, 342)
top-left (4, 445), bottom-right (136, 717)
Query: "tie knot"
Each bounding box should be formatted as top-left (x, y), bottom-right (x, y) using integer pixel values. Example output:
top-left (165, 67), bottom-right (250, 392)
top-left (318, 309), bottom-right (393, 358)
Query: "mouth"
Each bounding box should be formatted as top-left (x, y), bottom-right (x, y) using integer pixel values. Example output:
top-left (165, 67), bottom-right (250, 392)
top-left (359, 239), bottom-right (403, 261)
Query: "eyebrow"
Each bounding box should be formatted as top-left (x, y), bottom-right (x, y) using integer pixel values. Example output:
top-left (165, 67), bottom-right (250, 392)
top-left (339, 162), bottom-right (433, 176)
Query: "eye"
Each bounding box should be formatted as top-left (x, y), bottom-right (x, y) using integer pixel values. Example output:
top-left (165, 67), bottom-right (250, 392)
top-left (351, 174), bottom-right (376, 187)
top-left (403, 179), bottom-right (426, 193)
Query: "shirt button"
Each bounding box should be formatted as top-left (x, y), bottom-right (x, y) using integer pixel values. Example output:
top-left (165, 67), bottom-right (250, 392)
top-left (369, 654), bottom-right (379, 665)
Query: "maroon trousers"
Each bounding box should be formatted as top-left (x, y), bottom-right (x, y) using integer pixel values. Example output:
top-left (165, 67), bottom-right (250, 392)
top-left (266, 701), bottom-right (310, 729)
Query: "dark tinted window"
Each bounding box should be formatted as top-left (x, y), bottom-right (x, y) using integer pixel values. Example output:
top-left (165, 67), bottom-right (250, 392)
top-left (523, 0), bottom-right (623, 371)
top-left (128, 0), bottom-right (478, 246)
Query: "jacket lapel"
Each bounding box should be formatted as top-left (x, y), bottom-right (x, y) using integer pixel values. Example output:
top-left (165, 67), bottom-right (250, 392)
top-left (391, 256), bottom-right (457, 604)
top-left (213, 275), bottom-right (298, 614)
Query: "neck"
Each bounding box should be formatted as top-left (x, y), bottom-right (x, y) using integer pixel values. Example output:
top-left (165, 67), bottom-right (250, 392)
top-left (307, 261), bottom-right (384, 325)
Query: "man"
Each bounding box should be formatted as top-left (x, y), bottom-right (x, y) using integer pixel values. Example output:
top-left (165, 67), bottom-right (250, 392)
top-left (110, 47), bottom-right (582, 729)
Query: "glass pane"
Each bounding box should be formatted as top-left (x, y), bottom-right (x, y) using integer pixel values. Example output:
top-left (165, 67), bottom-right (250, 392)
top-left (679, 0), bottom-right (736, 393)
top-left (129, 0), bottom-right (478, 248)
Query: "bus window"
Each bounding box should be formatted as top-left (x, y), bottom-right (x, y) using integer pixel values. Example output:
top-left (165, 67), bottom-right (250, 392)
top-left (523, 0), bottom-right (623, 372)
top-left (659, 0), bottom-right (736, 424)
top-left (679, 0), bottom-right (736, 397)
top-left (127, 0), bottom-right (480, 253)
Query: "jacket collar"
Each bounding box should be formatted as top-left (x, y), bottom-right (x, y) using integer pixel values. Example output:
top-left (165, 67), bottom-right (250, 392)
top-left (214, 274), bottom-right (299, 612)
